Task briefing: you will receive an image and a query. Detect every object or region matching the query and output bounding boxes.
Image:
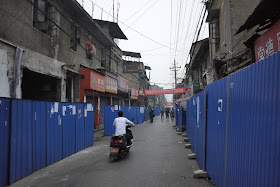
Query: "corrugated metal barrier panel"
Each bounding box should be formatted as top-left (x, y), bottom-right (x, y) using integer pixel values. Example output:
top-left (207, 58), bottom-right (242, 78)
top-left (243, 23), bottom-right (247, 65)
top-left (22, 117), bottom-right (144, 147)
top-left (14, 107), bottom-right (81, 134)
top-left (186, 99), bottom-right (191, 139)
top-left (32, 101), bottom-right (47, 172)
top-left (62, 103), bottom-right (76, 158)
top-left (178, 102), bottom-right (182, 132)
top-left (137, 107), bottom-right (144, 124)
top-left (46, 102), bottom-right (63, 166)
top-left (226, 52), bottom-right (280, 187)
top-left (190, 96), bottom-right (197, 153)
top-left (194, 91), bottom-right (205, 170)
top-left (84, 104), bottom-right (94, 148)
top-left (0, 98), bottom-right (10, 187)
top-left (176, 105), bottom-right (179, 126)
top-left (130, 107), bottom-right (138, 124)
top-left (104, 105), bottom-right (119, 136)
top-left (10, 99), bottom-right (33, 184)
top-left (76, 104), bottom-right (85, 152)
top-left (205, 77), bottom-right (228, 187)
top-left (145, 107), bottom-right (150, 121)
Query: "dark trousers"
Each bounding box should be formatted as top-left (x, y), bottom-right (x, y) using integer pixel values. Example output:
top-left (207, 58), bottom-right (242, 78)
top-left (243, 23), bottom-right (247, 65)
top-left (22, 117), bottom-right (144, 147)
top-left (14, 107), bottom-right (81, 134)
top-left (150, 116), bottom-right (153, 123)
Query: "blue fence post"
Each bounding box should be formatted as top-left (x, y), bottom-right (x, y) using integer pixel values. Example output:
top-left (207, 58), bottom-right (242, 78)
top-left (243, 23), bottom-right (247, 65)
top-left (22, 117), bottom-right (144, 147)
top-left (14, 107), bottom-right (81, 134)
top-left (32, 101), bottom-right (47, 172)
top-left (84, 104), bottom-right (94, 148)
top-left (75, 103), bottom-right (85, 152)
top-left (10, 100), bottom-right (33, 184)
top-left (0, 98), bottom-right (10, 187)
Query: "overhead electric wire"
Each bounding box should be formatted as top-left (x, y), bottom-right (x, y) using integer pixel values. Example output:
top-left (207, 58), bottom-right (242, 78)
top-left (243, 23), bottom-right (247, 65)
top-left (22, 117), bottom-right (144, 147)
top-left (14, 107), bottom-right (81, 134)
top-left (88, 0), bottom-right (182, 53)
top-left (123, 0), bottom-right (154, 22)
top-left (124, 0), bottom-right (160, 30)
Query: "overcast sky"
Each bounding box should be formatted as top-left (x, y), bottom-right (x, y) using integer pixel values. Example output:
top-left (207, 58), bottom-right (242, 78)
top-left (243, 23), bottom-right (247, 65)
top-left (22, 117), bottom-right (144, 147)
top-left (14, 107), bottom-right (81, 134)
top-left (78, 0), bottom-right (208, 101)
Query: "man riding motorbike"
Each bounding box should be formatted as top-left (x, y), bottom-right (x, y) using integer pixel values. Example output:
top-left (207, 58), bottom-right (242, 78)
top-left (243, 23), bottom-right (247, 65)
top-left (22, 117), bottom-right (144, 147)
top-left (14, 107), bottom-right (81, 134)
top-left (113, 110), bottom-right (135, 145)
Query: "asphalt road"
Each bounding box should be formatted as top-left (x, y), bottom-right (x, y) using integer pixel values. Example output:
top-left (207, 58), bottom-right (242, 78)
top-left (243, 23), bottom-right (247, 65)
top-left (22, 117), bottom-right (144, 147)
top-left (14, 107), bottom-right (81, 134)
top-left (11, 116), bottom-right (214, 187)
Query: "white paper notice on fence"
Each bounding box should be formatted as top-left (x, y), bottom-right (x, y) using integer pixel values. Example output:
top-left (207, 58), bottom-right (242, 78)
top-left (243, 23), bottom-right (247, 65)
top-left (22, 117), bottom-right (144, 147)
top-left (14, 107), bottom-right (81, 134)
top-left (196, 96), bottom-right (200, 126)
top-left (54, 102), bottom-right (59, 113)
top-left (84, 108), bottom-right (87, 117)
top-left (87, 104), bottom-right (93, 111)
top-left (140, 107), bottom-right (144, 113)
top-left (62, 106), bottom-right (66, 116)
top-left (115, 105), bottom-right (118, 110)
top-left (72, 105), bottom-right (76, 115)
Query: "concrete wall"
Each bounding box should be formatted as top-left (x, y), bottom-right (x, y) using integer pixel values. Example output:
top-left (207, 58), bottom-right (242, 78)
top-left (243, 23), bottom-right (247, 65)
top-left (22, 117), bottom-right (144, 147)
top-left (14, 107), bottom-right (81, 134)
top-left (209, 0), bottom-right (260, 60)
top-left (0, 40), bottom-right (66, 100)
top-left (0, 0), bottom-right (124, 102)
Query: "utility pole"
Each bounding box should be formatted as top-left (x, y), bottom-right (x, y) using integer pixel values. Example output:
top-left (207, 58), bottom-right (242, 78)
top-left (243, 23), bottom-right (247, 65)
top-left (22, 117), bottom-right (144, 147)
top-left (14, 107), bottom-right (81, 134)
top-left (170, 59), bottom-right (181, 103)
top-left (113, 0), bottom-right (115, 22)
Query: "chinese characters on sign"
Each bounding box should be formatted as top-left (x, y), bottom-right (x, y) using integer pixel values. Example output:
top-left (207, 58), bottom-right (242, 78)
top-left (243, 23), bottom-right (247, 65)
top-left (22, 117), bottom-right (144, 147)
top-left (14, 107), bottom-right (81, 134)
top-left (131, 88), bottom-right (139, 99)
top-left (145, 87), bottom-right (187, 95)
top-left (118, 76), bottom-right (128, 93)
top-left (254, 19), bottom-right (280, 62)
top-left (105, 76), bottom-right (118, 94)
top-left (80, 68), bottom-right (105, 92)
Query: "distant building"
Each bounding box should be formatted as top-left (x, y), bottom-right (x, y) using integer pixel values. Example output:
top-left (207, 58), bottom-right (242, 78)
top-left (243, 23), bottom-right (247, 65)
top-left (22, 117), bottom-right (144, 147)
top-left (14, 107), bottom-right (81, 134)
top-left (122, 51), bottom-right (150, 106)
top-left (185, 38), bottom-right (211, 94)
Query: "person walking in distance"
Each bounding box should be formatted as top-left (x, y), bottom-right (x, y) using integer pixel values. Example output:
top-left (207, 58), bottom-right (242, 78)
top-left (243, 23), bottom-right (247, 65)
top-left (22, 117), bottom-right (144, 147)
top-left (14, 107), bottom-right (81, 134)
top-left (170, 109), bottom-right (175, 122)
top-left (149, 108), bottom-right (155, 123)
top-left (160, 108), bottom-right (164, 121)
top-left (165, 108), bottom-right (170, 121)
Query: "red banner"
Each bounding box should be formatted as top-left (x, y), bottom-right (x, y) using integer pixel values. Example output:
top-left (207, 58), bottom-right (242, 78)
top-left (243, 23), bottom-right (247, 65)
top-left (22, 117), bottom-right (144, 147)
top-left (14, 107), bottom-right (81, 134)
top-left (254, 19), bottom-right (280, 62)
top-left (145, 87), bottom-right (187, 95)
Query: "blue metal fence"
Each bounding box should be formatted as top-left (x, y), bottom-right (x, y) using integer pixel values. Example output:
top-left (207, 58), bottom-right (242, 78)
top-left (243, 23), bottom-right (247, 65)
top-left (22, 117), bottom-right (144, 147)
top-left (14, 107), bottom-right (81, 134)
top-left (6, 100), bottom-right (95, 185)
top-left (186, 99), bottom-right (191, 139)
top-left (225, 52), bottom-right (280, 187)
top-left (205, 77), bottom-right (228, 187)
top-left (104, 105), bottom-right (119, 136)
top-left (190, 97), bottom-right (197, 153)
top-left (84, 104), bottom-right (94, 148)
top-left (10, 99), bottom-right (33, 184)
top-left (145, 107), bottom-right (150, 121)
top-left (62, 103), bottom-right (76, 158)
top-left (75, 103), bottom-right (85, 152)
top-left (32, 101), bottom-right (47, 172)
top-left (194, 91), bottom-right (205, 170)
top-left (178, 102), bottom-right (182, 131)
top-left (46, 102), bottom-right (63, 166)
top-left (0, 98), bottom-right (10, 187)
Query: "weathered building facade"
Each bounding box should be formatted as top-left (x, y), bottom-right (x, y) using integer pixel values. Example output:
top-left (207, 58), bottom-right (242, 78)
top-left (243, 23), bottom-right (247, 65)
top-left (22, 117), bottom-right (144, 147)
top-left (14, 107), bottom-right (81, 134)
top-left (185, 38), bottom-right (211, 93)
top-left (0, 0), bottom-right (126, 104)
top-left (122, 51), bottom-right (150, 106)
top-left (206, 0), bottom-right (261, 79)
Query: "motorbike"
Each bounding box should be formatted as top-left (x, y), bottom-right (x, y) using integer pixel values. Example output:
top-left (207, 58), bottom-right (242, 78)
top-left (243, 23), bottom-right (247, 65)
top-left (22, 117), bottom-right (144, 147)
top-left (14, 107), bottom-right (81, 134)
top-left (109, 124), bottom-right (134, 161)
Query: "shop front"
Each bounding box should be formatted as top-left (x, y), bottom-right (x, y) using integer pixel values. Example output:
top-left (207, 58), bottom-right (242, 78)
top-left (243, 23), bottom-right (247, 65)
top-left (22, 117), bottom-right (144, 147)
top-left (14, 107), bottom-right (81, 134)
top-left (80, 68), bottom-right (106, 128)
top-left (130, 88), bottom-right (139, 106)
top-left (117, 75), bottom-right (129, 105)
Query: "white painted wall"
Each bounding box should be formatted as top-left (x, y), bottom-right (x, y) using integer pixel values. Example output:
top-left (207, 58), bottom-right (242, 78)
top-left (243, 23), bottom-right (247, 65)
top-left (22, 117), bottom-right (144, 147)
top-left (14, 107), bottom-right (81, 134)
top-left (0, 49), bottom-right (10, 98)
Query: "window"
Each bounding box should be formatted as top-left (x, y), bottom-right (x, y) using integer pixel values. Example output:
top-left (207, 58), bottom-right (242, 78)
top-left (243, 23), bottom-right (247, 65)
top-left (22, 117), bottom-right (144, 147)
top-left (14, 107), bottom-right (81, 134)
top-left (33, 0), bottom-right (54, 36)
top-left (101, 48), bottom-right (107, 68)
top-left (70, 22), bottom-right (80, 51)
top-left (209, 19), bottom-right (220, 39)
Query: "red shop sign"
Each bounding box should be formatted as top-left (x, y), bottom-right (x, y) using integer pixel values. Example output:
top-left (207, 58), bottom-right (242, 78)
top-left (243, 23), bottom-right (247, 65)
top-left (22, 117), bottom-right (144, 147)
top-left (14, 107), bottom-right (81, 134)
top-left (118, 76), bottom-right (128, 93)
top-left (131, 88), bottom-right (139, 99)
top-left (105, 75), bottom-right (118, 94)
top-left (254, 19), bottom-right (280, 62)
top-left (80, 68), bottom-right (105, 92)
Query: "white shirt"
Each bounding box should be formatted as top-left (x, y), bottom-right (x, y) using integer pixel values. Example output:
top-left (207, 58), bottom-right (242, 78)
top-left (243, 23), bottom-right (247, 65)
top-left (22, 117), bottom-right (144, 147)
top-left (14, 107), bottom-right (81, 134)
top-left (113, 117), bottom-right (135, 135)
